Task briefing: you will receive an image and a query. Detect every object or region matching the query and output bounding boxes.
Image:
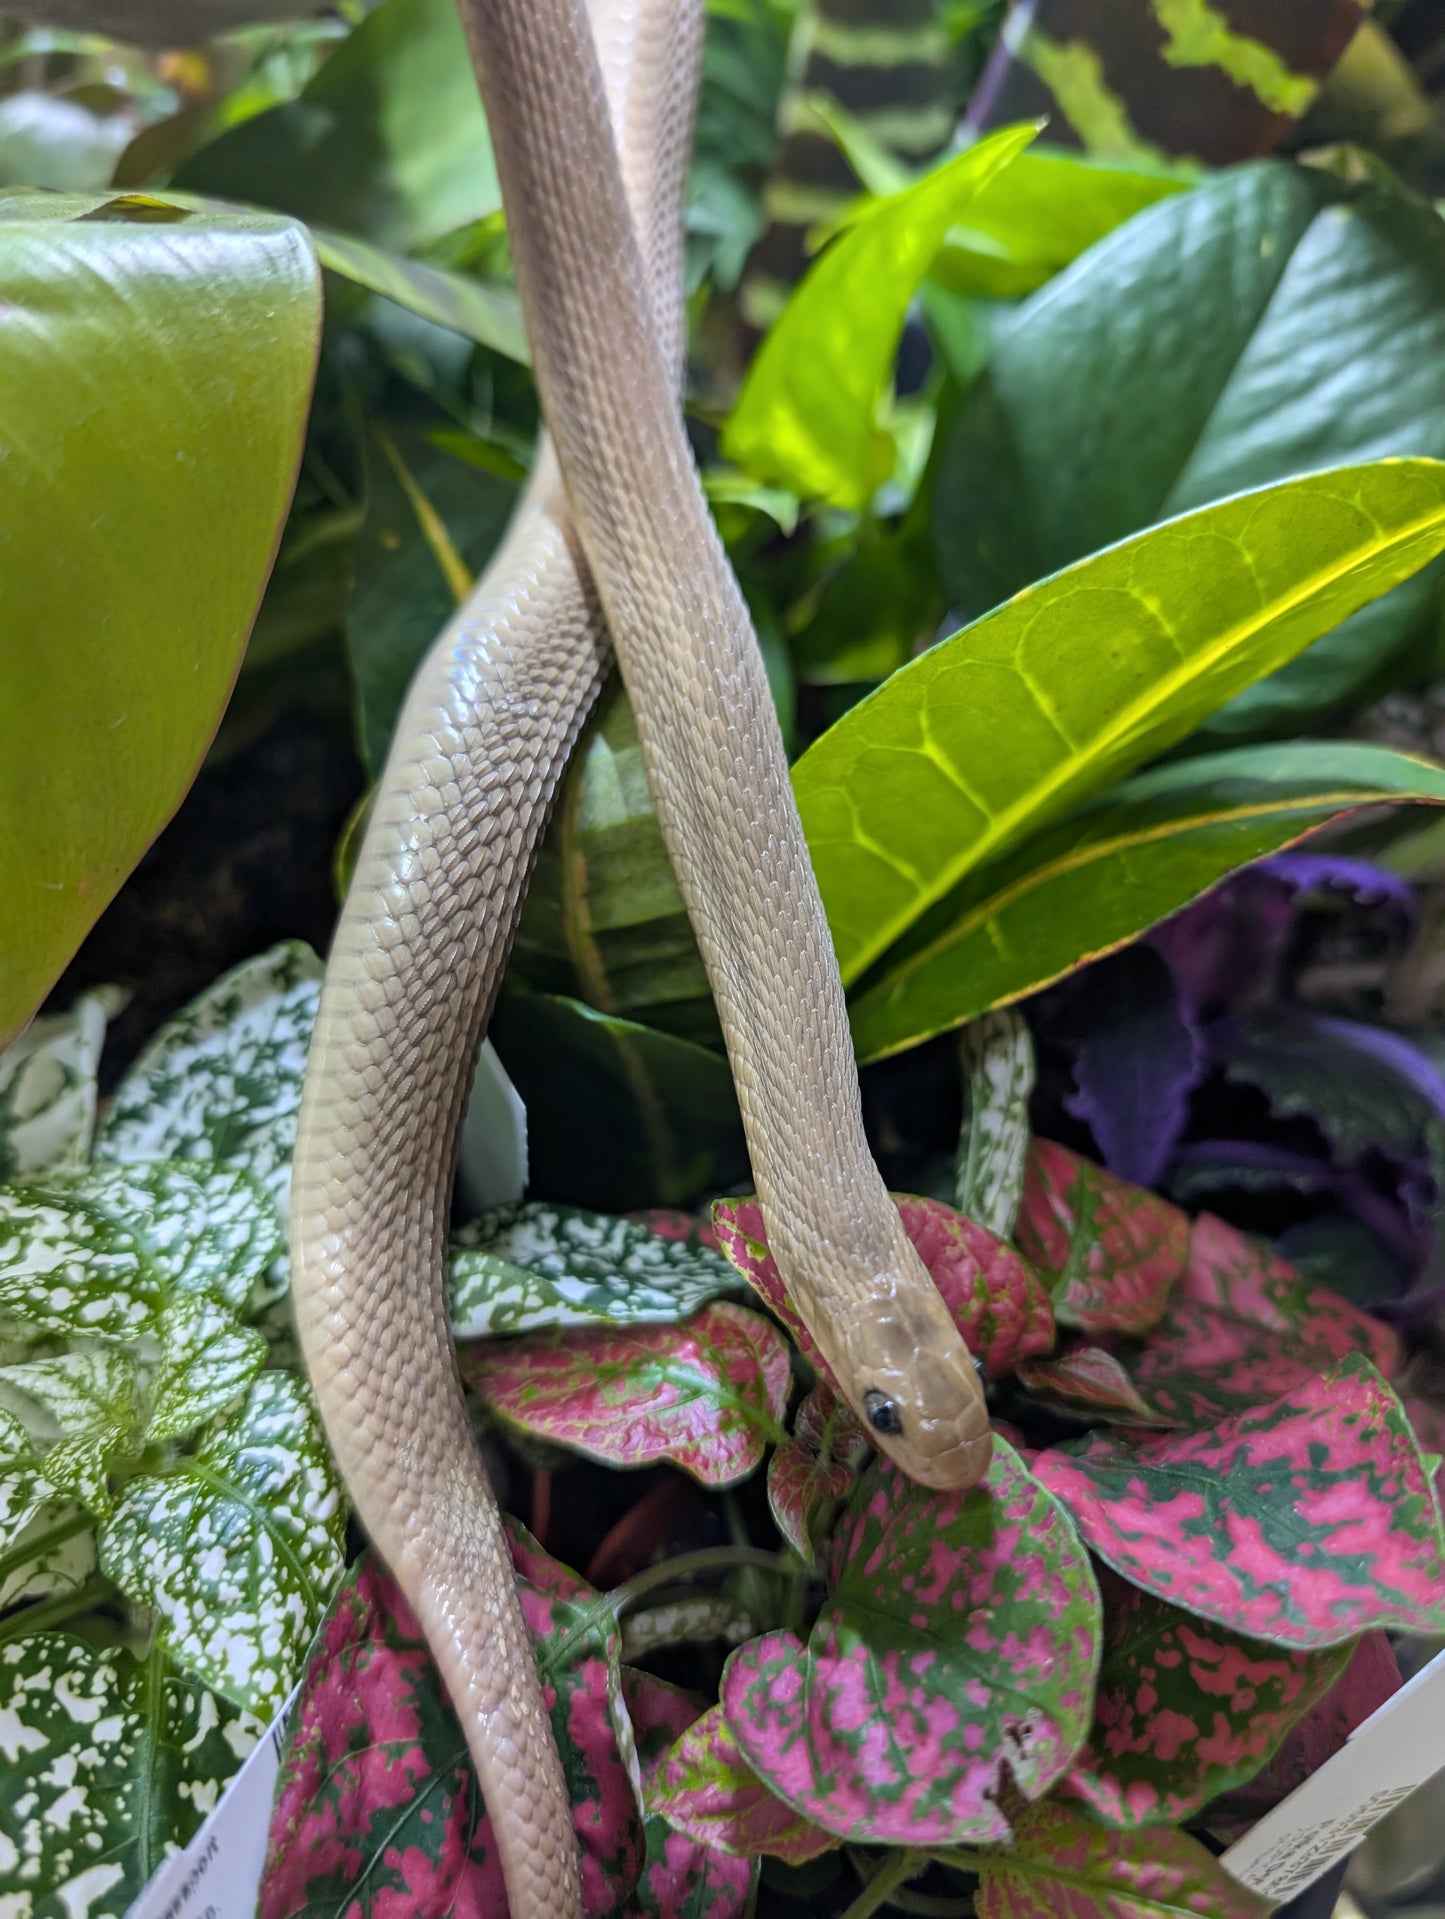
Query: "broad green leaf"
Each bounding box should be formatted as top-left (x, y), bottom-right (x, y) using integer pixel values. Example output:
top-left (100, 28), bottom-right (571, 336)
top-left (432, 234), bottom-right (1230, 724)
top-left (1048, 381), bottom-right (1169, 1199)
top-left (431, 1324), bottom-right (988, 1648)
top-left (95, 943), bottom-right (322, 1218)
top-left (0, 1634), bottom-right (262, 1916)
top-left (721, 123), bottom-right (1036, 507)
top-left (848, 741), bottom-right (1445, 1060)
top-left (936, 162), bottom-right (1445, 736)
top-left (100, 1372), bottom-right (345, 1715)
top-left (795, 461), bottom-right (1445, 987)
top-left (175, 0), bottom-right (499, 250)
top-left (0, 210), bottom-right (320, 1045)
top-left (312, 225), bottom-right (528, 363)
top-left (0, 989), bottom-right (110, 1179)
top-left (449, 1201), bottom-right (741, 1338)
top-left (955, 1009), bottom-right (1034, 1237)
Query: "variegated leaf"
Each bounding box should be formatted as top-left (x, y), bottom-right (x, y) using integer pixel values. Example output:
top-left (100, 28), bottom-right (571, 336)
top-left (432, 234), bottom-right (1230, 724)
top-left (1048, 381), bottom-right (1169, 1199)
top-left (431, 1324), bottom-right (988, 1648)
top-left (624, 1671), bottom-right (758, 1919)
top-left (0, 1347), bottom-right (142, 1513)
top-left (145, 1293), bottom-right (268, 1443)
top-left (464, 1301), bottom-right (791, 1485)
top-left (0, 1181), bottom-right (158, 1342)
top-left (449, 1201), bottom-right (742, 1339)
top-left (0, 1632), bottom-right (263, 1919)
top-left (722, 1441), bottom-right (1101, 1845)
top-left (0, 1500), bottom-right (94, 1608)
top-left (1060, 1571), bottom-right (1354, 1828)
top-left (1018, 1347), bottom-right (1176, 1428)
top-left (766, 1383), bottom-right (869, 1562)
top-left (0, 989), bottom-right (110, 1178)
top-left (956, 1008), bottom-right (1035, 1239)
top-left (100, 1371), bottom-right (345, 1714)
top-left (621, 1596), bottom-right (755, 1662)
top-left (1033, 1356), bottom-right (1445, 1648)
top-left (648, 1704), bottom-right (839, 1864)
top-left (1015, 1140), bottom-right (1187, 1335)
top-left (974, 1800), bottom-right (1272, 1919)
top-left (94, 942), bottom-right (321, 1220)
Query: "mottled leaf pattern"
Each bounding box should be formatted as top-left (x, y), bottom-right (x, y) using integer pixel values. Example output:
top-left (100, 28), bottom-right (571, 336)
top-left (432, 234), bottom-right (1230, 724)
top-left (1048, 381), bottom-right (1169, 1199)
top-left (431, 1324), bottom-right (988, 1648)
top-left (464, 1302), bottom-right (790, 1485)
top-left (145, 1293), bottom-right (268, 1443)
top-left (1018, 1348), bottom-right (1176, 1428)
top-left (0, 1501), bottom-right (94, 1609)
top-left (723, 1442), bottom-right (1101, 1844)
top-left (0, 1633), bottom-right (262, 1919)
top-left (974, 1800), bottom-right (1272, 1919)
top-left (450, 1201), bottom-right (741, 1339)
top-left (0, 1348), bottom-right (142, 1513)
top-left (101, 1372), bottom-right (345, 1713)
top-left (1060, 1571), bottom-right (1353, 1827)
top-left (649, 1704), bottom-right (839, 1863)
top-left (767, 1384), bottom-right (869, 1562)
top-left (1034, 1357), bottom-right (1445, 1647)
top-left (0, 1181), bottom-right (158, 1341)
top-left (0, 990), bottom-right (110, 1179)
top-left (957, 1009), bottom-right (1035, 1240)
top-left (1016, 1141), bottom-right (1187, 1335)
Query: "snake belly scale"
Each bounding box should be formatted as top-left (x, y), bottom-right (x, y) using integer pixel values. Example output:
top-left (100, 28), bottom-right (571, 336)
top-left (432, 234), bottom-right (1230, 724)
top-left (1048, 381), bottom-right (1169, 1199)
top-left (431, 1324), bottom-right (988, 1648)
top-left (290, 2), bottom-right (991, 1913)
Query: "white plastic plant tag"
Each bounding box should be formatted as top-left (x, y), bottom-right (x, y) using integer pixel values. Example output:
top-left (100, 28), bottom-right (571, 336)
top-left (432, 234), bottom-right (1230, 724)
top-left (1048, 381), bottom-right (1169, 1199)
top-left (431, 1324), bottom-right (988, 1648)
top-left (1222, 1647), bottom-right (1445, 1903)
top-left (126, 1685), bottom-right (300, 1919)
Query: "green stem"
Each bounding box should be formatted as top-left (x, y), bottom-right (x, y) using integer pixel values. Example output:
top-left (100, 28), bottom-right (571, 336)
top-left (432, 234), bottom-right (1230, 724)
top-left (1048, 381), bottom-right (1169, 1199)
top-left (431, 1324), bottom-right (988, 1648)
top-left (0, 1507), bottom-right (91, 1585)
top-left (609, 1545), bottom-right (792, 1613)
top-left (0, 1574), bottom-right (114, 1644)
top-left (840, 1848), bottom-right (929, 1919)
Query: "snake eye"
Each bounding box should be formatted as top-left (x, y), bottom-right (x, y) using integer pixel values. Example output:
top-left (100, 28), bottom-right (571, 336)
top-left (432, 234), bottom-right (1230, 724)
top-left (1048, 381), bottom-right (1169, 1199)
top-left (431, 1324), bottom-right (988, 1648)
top-left (973, 1358), bottom-right (990, 1393)
top-left (863, 1390), bottom-right (902, 1436)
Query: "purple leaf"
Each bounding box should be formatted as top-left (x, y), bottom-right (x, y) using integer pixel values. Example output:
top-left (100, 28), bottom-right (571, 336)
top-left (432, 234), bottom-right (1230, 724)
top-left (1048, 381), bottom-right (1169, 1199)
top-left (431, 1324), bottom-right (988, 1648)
top-left (1260, 852), bottom-right (1415, 916)
top-left (721, 1440), bottom-right (1101, 1846)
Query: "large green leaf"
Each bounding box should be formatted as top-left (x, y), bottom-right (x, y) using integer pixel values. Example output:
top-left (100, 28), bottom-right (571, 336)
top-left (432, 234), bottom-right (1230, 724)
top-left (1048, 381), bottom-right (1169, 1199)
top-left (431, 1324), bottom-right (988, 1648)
top-left (0, 207), bottom-right (320, 1046)
top-left (935, 161), bottom-right (1445, 735)
top-left (849, 742), bottom-right (1445, 1060)
top-left (721, 123), bottom-right (1036, 508)
top-left (175, 0), bottom-right (499, 250)
top-left (794, 460), bottom-right (1445, 987)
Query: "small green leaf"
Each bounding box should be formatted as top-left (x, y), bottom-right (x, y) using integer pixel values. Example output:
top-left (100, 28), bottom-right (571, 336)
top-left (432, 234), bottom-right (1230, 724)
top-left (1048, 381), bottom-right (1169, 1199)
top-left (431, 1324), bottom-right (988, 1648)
top-left (956, 1009), bottom-right (1035, 1237)
top-left (848, 741), bottom-right (1445, 1060)
top-left (100, 1372), bottom-right (346, 1715)
top-left (0, 989), bottom-right (111, 1179)
top-left (795, 461), bottom-right (1445, 987)
top-left (313, 225), bottom-right (528, 362)
top-left (722, 123), bottom-right (1036, 506)
top-left (449, 1201), bottom-right (742, 1338)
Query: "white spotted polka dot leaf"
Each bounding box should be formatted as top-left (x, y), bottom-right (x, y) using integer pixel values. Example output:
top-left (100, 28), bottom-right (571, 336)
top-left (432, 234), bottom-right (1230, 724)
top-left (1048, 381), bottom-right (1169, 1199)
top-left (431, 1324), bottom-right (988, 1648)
top-left (94, 942), bottom-right (322, 1220)
top-left (145, 1295), bottom-right (268, 1445)
top-left (0, 990), bottom-right (111, 1181)
top-left (99, 1371), bottom-right (345, 1714)
top-left (0, 1631), bottom-right (263, 1918)
top-left (449, 1203), bottom-right (741, 1337)
top-left (0, 1183), bottom-right (157, 1345)
top-left (0, 1350), bottom-right (143, 1516)
top-left (0, 1406), bottom-right (94, 1608)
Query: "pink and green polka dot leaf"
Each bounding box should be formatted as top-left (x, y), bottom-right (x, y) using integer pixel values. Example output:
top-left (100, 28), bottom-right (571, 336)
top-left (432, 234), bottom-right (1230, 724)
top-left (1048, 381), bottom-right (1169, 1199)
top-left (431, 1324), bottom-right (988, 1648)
top-left (461, 1301), bottom-right (791, 1486)
top-left (260, 1528), bottom-right (645, 1917)
top-left (721, 1439), bottom-right (1102, 1846)
top-left (648, 1703), bottom-right (840, 1864)
top-left (973, 1800), bottom-right (1273, 1919)
top-left (1032, 1355), bottom-right (1445, 1649)
top-left (767, 1383), bottom-right (870, 1562)
top-left (1058, 1570), bottom-right (1353, 1829)
top-left (623, 1670), bottom-right (759, 1919)
top-left (1131, 1299), bottom-right (1362, 1427)
top-left (1018, 1347), bottom-right (1178, 1429)
top-left (712, 1193), bottom-right (1053, 1383)
top-left (1015, 1141), bottom-right (1187, 1336)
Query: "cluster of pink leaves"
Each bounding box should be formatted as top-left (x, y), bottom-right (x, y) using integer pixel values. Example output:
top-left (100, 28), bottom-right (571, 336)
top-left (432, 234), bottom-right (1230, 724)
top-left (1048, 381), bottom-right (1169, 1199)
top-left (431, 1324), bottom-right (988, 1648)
top-left (260, 1150), bottom-right (1445, 1917)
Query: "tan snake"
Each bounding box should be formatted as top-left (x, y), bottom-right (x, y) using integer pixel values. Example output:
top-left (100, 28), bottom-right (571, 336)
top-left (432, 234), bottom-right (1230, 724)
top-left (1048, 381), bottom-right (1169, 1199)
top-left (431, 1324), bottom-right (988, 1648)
top-left (290, 1), bottom-right (992, 1911)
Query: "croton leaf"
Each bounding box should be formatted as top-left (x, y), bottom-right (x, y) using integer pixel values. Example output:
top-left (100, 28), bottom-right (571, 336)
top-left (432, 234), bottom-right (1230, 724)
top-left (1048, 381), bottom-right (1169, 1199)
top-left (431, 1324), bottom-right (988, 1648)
top-left (1059, 1571), bottom-right (1354, 1829)
top-left (1015, 1140), bottom-right (1187, 1335)
top-left (0, 1633), bottom-right (263, 1917)
top-left (100, 1371), bottom-right (345, 1714)
top-left (94, 941), bottom-right (322, 1218)
top-left (956, 1008), bottom-right (1035, 1240)
top-left (973, 1799), bottom-right (1272, 1919)
top-left (766, 1384), bottom-right (870, 1563)
top-left (262, 1531), bottom-right (646, 1918)
top-left (449, 1201), bottom-right (742, 1339)
top-left (462, 1302), bottom-right (790, 1485)
top-left (648, 1703), bottom-right (839, 1865)
top-left (722, 1441), bottom-right (1101, 1845)
top-left (1032, 1356), bottom-right (1445, 1648)
top-left (0, 989), bottom-right (110, 1179)
top-left (713, 1193), bottom-right (1052, 1384)
top-left (1018, 1347), bottom-right (1177, 1429)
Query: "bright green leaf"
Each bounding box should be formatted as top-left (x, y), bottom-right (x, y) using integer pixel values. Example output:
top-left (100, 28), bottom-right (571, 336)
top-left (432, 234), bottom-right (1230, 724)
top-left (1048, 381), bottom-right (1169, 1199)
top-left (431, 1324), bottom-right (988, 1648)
top-left (0, 209), bottom-right (320, 1045)
top-left (849, 740), bottom-right (1445, 1060)
top-left (722, 122), bottom-right (1036, 507)
top-left (795, 460), bottom-right (1445, 988)
top-left (312, 225), bottom-right (529, 364)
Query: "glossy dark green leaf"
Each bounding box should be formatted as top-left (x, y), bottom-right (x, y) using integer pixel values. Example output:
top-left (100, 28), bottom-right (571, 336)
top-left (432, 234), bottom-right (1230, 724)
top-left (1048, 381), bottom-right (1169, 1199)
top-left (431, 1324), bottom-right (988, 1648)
top-left (312, 226), bottom-right (528, 364)
top-left (0, 208), bottom-right (320, 1045)
top-left (848, 742), bottom-right (1445, 1060)
top-left (936, 161), bottom-right (1445, 734)
top-left (796, 461), bottom-right (1445, 990)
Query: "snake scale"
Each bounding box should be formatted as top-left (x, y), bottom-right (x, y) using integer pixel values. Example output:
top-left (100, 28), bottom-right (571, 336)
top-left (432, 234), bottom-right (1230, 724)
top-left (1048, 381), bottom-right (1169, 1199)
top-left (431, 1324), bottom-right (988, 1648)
top-left (290, 0), bottom-right (990, 1910)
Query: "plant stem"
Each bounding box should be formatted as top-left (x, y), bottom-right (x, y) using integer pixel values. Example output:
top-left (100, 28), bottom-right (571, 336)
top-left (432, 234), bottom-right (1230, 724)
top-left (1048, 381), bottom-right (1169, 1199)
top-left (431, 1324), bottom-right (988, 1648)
top-left (608, 1544), bottom-right (792, 1613)
top-left (839, 1848), bottom-right (929, 1919)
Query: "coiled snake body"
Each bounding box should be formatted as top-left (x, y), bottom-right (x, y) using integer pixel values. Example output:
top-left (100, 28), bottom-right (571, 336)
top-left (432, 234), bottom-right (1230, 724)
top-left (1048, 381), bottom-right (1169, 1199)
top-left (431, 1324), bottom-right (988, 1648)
top-left (290, 1), bottom-right (990, 1911)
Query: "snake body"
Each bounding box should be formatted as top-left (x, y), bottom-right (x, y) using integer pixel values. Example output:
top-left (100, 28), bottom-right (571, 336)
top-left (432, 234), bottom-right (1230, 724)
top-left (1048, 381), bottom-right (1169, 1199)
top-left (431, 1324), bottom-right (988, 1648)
top-left (291, 2), bottom-right (990, 1913)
